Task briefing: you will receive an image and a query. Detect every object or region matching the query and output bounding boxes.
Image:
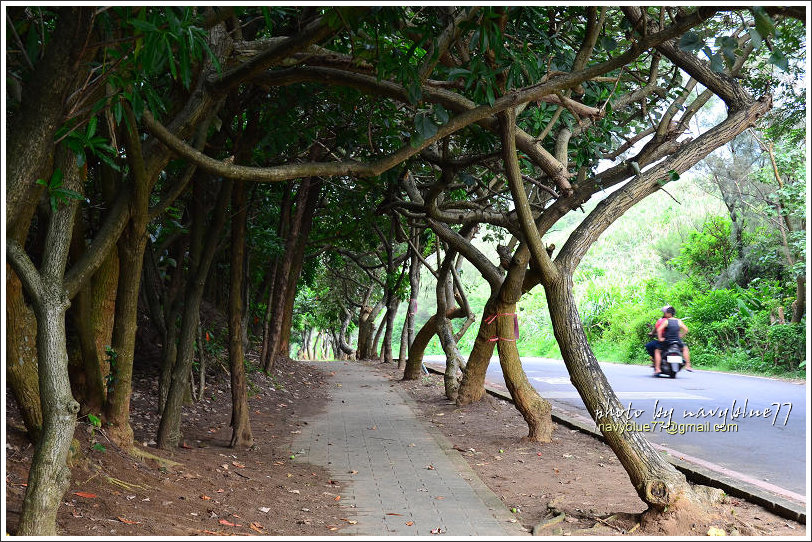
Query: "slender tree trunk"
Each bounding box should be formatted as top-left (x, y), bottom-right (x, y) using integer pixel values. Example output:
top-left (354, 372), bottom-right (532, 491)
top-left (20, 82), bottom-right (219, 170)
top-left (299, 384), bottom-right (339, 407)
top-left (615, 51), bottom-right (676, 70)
top-left (10, 148), bottom-right (82, 536)
top-left (105, 105), bottom-right (150, 449)
top-left (158, 180), bottom-right (233, 449)
top-left (397, 317), bottom-right (409, 370)
top-left (455, 295), bottom-right (498, 403)
top-left (338, 308), bottom-right (356, 357)
top-left (229, 180), bottom-right (254, 447)
top-left (382, 300), bottom-right (400, 363)
top-left (6, 266), bottom-right (43, 442)
top-left (791, 275), bottom-right (805, 324)
top-left (18, 292), bottom-right (80, 535)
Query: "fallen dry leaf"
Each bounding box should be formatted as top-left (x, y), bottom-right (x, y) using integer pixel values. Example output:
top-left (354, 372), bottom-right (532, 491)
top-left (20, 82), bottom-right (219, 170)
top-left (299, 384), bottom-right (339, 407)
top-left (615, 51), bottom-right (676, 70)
top-left (218, 519), bottom-right (242, 527)
top-left (430, 527), bottom-right (446, 534)
top-left (386, 512), bottom-right (403, 516)
top-left (426, 465), bottom-right (435, 470)
top-left (73, 491), bottom-right (97, 499)
top-left (334, 495), bottom-right (341, 501)
top-left (406, 521), bottom-right (414, 526)
top-left (117, 516), bottom-right (140, 525)
top-left (232, 461), bottom-right (245, 468)
top-left (327, 526), bottom-right (338, 531)
top-left (249, 521), bottom-right (265, 533)
top-left (201, 495), bottom-right (211, 500)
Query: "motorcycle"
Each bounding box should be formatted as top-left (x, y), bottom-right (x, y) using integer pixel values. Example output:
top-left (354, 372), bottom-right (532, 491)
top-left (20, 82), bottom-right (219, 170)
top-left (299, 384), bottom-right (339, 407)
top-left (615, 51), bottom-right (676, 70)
top-left (654, 341), bottom-right (685, 378)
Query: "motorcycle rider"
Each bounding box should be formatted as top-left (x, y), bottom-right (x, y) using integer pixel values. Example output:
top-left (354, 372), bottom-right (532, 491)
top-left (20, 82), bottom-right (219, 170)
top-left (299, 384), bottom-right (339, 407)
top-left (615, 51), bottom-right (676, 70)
top-left (653, 305), bottom-right (693, 374)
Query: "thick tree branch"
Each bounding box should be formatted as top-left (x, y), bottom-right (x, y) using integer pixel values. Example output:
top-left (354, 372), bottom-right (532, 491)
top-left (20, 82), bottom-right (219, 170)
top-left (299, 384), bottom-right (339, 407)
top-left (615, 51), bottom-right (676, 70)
top-left (499, 107), bottom-right (560, 284)
top-left (556, 95), bottom-right (772, 272)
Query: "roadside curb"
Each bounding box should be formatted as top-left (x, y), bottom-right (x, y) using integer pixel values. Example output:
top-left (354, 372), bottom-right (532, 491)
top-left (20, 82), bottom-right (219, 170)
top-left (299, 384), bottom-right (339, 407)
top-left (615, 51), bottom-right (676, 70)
top-left (423, 365), bottom-right (807, 524)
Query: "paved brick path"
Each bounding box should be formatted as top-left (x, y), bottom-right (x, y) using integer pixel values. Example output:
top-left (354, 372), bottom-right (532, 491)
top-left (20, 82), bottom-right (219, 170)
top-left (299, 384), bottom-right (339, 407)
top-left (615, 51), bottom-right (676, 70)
top-left (292, 360), bottom-right (527, 536)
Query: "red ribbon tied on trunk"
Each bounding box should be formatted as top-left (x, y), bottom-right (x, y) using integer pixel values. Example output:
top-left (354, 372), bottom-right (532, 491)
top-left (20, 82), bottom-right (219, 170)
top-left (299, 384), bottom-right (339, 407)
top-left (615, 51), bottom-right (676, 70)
top-left (484, 313), bottom-right (519, 342)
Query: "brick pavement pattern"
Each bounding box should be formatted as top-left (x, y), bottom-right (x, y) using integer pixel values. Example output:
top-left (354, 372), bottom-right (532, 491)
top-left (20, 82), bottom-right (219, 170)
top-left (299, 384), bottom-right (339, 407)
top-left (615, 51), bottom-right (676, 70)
top-left (292, 360), bottom-right (527, 536)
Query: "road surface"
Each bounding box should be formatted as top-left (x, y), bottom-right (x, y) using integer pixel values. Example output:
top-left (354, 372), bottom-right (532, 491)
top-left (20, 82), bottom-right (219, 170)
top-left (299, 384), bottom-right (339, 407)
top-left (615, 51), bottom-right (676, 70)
top-left (424, 355), bottom-right (807, 500)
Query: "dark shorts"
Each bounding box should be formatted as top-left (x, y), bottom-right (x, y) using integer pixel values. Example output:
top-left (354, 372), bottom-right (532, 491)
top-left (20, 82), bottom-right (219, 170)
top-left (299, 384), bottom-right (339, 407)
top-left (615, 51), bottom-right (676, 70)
top-left (645, 340), bottom-right (663, 357)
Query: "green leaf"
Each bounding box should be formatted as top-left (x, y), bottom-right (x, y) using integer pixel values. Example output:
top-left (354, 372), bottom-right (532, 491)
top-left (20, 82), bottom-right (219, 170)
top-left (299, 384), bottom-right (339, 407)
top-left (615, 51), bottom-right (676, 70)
top-left (600, 36), bottom-right (617, 52)
top-left (414, 112), bottom-right (438, 140)
top-left (88, 413), bottom-right (102, 427)
top-left (768, 50), bottom-right (788, 71)
top-left (129, 18), bottom-right (159, 33)
top-left (91, 443), bottom-right (107, 452)
top-left (752, 6), bottom-right (775, 39)
top-left (86, 116), bottom-right (98, 138)
top-left (748, 28), bottom-right (762, 50)
top-left (669, 170), bottom-right (680, 182)
top-left (709, 52), bottom-right (725, 73)
top-left (433, 104), bottom-right (449, 124)
top-left (678, 31), bottom-right (703, 53)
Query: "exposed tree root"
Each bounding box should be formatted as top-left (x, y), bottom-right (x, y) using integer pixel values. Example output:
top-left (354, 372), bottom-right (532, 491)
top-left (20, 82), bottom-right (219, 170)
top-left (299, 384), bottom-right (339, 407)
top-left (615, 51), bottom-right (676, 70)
top-left (129, 445), bottom-right (181, 468)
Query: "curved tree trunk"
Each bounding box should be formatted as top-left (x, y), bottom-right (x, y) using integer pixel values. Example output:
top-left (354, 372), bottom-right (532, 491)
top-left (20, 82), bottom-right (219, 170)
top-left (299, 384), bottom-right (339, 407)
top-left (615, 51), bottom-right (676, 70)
top-left (494, 252), bottom-right (553, 442)
top-left (228, 179), bottom-right (254, 448)
top-left (545, 276), bottom-right (713, 508)
top-left (338, 308), bottom-right (356, 357)
top-left (403, 307), bottom-right (465, 380)
top-left (18, 293), bottom-right (80, 535)
top-left (10, 148), bottom-right (82, 536)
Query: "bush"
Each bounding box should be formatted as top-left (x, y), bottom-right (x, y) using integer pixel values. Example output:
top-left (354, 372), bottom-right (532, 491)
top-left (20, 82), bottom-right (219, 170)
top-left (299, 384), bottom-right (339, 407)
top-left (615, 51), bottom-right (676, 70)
top-left (763, 323), bottom-right (805, 371)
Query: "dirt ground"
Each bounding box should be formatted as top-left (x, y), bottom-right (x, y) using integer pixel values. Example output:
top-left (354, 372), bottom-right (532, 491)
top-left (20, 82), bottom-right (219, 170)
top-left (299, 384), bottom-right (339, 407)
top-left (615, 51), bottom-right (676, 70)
top-left (4, 353), bottom-right (349, 536)
top-left (4, 355), bottom-right (807, 537)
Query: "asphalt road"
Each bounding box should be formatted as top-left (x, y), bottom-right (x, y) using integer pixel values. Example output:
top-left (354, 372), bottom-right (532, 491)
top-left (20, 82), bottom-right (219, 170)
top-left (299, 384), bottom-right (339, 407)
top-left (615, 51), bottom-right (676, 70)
top-left (424, 355), bottom-right (807, 499)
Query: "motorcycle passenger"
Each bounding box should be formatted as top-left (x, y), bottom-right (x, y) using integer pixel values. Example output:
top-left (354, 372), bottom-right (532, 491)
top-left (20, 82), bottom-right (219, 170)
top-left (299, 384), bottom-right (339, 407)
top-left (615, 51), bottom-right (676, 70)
top-left (644, 306), bottom-right (670, 361)
top-left (653, 306), bottom-right (693, 374)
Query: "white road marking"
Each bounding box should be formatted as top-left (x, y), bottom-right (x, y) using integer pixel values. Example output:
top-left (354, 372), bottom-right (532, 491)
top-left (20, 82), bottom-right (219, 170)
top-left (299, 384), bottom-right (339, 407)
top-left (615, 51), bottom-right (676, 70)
top-left (541, 391), bottom-right (711, 400)
top-left (531, 377), bottom-right (571, 385)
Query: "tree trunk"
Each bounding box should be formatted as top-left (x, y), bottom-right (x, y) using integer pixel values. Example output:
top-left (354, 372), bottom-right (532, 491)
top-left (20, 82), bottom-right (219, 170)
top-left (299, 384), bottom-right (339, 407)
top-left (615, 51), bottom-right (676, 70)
top-left (397, 316), bottom-right (409, 370)
top-left (545, 275), bottom-right (709, 508)
top-left (455, 295), bottom-right (498, 404)
top-left (18, 292), bottom-right (80, 536)
top-left (104, 221), bottom-right (146, 448)
top-left (158, 180), bottom-right (233, 449)
top-left (228, 179), bottom-right (254, 448)
top-left (403, 307), bottom-right (465, 379)
top-left (381, 300), bottom-right (400, 363)
top-left (6, 266), bottom-right (43, 442)
top-left (791, 275), bottom-right (805, 324)
top-left (264, 172), bottom-right (323, 371)
top-left (338, 308), bottom-right (356, 357)
top-left (494, 251), bottom-right (553, 442)
top-left (105, 105), bottom-right (150, 449)
top-left (11, 148), bottom-right (82, 536)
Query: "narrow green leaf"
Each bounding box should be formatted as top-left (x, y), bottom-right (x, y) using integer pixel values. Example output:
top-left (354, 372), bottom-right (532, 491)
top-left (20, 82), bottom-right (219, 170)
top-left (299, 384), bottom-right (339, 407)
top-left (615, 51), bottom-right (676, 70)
top-left (433, 104), bottom-right (449, 124)
top-left (600, 36), bottom-right (617, 52)
top-left (86, 116), bottom-right (98, 138)
top-left (129, 19), bottom-right (159, 33)
top-left (414, 112), bottom-right (438, 140)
